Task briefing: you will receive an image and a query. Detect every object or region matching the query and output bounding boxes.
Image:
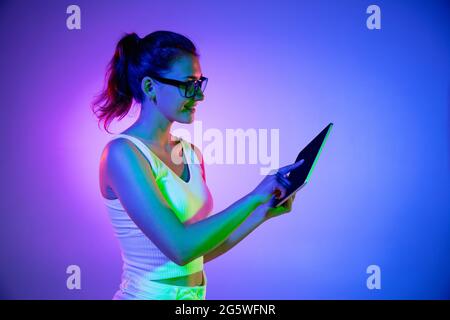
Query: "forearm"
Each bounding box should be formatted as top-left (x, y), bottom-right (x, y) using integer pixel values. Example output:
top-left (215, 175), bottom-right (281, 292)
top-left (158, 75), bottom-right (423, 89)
top-left (203, 205), bottom-right (266, 263)
top-left (181, 192), bottom-right (263, 265)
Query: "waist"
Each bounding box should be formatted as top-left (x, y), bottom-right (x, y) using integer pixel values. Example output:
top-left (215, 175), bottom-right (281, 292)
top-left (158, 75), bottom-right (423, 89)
top-left (152, 270), bottom-right (205, 287)
top-left (121, 270), bottom-right (207, 293)
top-left (121, 255), bottom-right (204, 281)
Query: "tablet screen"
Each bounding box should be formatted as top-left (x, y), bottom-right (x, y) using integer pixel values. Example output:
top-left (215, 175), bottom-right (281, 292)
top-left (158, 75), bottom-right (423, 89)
top-left (271, 123), bottom-right (333, 207)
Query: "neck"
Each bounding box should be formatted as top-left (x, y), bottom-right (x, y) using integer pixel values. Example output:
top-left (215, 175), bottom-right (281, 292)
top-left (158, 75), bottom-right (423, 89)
top-left (127, 99), bottom-right (175, 149)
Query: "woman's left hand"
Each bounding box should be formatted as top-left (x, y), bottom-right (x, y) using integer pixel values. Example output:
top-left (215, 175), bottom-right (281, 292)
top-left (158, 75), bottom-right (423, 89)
top-left (259, 193), bottom-right (297, 221)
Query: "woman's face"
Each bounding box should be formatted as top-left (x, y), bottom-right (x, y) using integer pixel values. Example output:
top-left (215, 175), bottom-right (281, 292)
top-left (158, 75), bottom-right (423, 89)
top-left (144, 54), bottom-right (205, 124)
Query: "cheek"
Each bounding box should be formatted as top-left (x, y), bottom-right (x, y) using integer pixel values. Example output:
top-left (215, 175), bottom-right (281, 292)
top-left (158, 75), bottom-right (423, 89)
top-left (158, 88), bottom-right (185, 109)
top-left (173, 97), bottom-right (189, 113)
top-left (171, 94), bottom-right (189, 111)
top-left (159, 94), bottom-right (189, 116)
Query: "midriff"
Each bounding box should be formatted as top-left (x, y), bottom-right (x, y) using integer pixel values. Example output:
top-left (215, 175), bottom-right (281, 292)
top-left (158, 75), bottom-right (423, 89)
top-left (152, 270), bottom-right (205, 287)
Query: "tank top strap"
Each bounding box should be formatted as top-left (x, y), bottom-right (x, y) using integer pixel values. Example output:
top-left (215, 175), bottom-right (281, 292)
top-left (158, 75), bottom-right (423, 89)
top-left (110, 134), bottom-right (161, 176)
top-left (178, 138), bottom-right (202, 165)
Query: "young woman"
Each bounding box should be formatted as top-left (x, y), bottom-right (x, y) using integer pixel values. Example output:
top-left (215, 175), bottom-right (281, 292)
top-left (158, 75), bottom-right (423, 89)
top-left (91, 30), bottom-right (303, 300)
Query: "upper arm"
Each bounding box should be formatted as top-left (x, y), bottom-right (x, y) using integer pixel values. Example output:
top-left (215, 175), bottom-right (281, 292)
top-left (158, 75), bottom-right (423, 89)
top-left (105, 139), bottom-right (188, 265)
top-left (190, 143), bottom-right (206, 182)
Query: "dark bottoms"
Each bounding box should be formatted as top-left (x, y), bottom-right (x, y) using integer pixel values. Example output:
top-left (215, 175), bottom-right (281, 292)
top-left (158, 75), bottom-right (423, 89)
top-left (112, 270), bottom-right (207, 300)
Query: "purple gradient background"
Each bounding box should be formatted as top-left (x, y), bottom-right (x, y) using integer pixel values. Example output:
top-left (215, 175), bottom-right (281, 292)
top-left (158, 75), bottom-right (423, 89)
top-left (0, 0), bottom-right (449, 299)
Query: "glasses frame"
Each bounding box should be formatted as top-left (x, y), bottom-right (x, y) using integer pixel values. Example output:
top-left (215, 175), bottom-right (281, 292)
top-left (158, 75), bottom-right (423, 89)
top-left (147, 74), bottom-right (208, 98)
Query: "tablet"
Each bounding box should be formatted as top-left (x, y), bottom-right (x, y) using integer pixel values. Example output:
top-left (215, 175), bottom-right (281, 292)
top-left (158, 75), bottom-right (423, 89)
top-left (271, 123), bottom-right (333, 207)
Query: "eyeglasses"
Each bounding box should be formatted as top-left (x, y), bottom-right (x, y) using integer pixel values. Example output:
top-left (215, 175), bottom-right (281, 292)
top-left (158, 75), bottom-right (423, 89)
top-left (148, 74), bottom-right (208, 98)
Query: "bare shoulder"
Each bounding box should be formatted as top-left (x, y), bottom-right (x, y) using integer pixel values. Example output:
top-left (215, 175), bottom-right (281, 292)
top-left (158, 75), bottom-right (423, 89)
top-left (99, 138), bottom-right (142, 193)
top-left (105, 138), bottom-right (135, 163)
top-left (101, 138), bottom-right (133, 171)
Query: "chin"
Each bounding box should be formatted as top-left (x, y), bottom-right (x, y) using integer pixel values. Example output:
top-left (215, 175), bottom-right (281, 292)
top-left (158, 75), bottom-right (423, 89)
top-left (186, 116), bottom-right (195, 124)
top-left (176, 116), bottom-right (195, 124)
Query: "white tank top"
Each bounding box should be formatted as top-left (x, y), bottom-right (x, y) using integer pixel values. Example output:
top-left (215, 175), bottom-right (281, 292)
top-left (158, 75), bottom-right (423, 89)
top-left (103, 134), bottom-right (214, 281)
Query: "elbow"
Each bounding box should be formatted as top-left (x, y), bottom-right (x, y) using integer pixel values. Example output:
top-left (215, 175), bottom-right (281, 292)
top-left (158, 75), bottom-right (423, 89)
top-left (167, 249), bottom-right (187, 266)
top-left (166, 245), bottom-right (188, 266)
top-left (172, 256), bottom-right (187, 266)
top-left (172, 254), bottom-right (190, 267)
top-left (173, 246), bottom-right (196, 267)
top-left (168, 229), bottom-right (198, 266)
top-left (158, 244), bottom-right (189, 266)
top-left (153, 230), bottom-right (191, 266)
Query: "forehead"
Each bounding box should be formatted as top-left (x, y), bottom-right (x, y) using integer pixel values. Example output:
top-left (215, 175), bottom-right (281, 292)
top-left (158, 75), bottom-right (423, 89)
top-left (166, 54), bottom-right (202, 79)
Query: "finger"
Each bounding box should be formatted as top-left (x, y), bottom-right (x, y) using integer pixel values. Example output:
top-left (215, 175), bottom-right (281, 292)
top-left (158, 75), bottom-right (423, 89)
top-left (283, 196), bottom-right (292, 208)
top-left (275, 185), bottom-right (288, 199)
top-left (276, 200), bottom-right (292, 214)
top-left (272, 186), bottom-right (283, 199)
top-left (278, 159), bottom-right (305, 175)
top-left (278, 200), bottom-right (289, 211)
top-left (273, 206), bottom-right (288, 215)
top-left (273, 188), bottom-right (282, 199)
top-left (276, 175), bottom-right (291, 189)
top-left (287, 197), bottom-right (293, 209)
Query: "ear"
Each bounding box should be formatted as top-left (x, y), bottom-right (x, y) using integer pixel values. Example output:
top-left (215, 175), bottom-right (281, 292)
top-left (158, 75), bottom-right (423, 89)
top-left (141, 76), bottom-right (156, 102)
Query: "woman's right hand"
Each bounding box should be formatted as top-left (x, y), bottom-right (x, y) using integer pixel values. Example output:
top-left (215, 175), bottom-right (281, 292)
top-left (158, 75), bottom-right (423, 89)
top-left (250, 159), bottom-right (305, 205)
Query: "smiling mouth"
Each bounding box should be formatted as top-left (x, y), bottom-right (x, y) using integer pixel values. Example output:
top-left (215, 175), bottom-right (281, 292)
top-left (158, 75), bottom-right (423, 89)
top-left (185, 107), bottom-right (196, 113)
top-left (184, 104), bottom-right (197, 111)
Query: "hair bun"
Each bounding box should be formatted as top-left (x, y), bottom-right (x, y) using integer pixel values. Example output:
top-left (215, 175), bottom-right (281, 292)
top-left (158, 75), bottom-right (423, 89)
top-left (118, 32), bottom-right (141, 63)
